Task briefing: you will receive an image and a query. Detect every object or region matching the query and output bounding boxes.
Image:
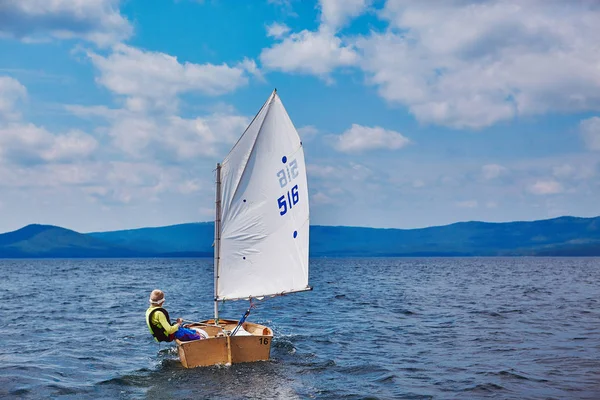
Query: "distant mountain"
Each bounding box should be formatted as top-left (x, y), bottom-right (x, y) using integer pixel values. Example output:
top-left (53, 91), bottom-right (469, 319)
top-left (1, 216), bottom-right (600, 258)
top-left (309, 216), bottom-right (600, 256)
top-left (84, 215), bottom-right (600, 257)
top-left (88, 222), bottom-right (214, 255)
top-left (0, 224), bottom-right (140, 258)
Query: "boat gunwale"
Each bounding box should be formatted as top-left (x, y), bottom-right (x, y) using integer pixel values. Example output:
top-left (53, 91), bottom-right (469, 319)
top-left (174, 319), bottom-right (273, 345)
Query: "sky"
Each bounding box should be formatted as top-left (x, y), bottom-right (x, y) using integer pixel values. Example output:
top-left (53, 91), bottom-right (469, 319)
top-left (0, 0), bottom-right (599, 233)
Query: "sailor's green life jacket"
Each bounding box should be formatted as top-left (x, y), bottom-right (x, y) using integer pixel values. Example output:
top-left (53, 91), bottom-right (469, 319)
top-left (145, 306), bottom-right (177, 342)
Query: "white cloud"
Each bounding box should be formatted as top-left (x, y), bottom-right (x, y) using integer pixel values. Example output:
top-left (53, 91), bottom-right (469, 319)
top-left (0, 76), bottom-right (98, 166)
top-left (159, 114), bottom-right (249, 159)
top-left (260, 28), bottom-right (357, 79)
top-left (0, 0), bottom-right (132, 46)
top-left (298, 125), bottom-right (319, 141)
top-left (0, 159), bottom-right (168, 192)
top-left (0, 154), bottom-right (209, 224)
top-left (307, 164), bottom-right (342, 179)
top-left (102, 163), bottom-right (176, 204)
top-left (412, 179), bottom-right (425, 188)
top-left (238, 58), bottom-right (263, 81)
top-left (486, 201), bottom-right (498, 208)
top-left (553, 164), bottom-right (575, 179)
top-left (307, 162), bottom-right (377, 184)
top-left (260, 1), bottom-right (600, 129)
top-left (65, 37), bottom-right (260, 173)
top-left (349, 162), bottom-right (374, 181)
top-left (43, 164), bottom-right (98, 186)
top-left (0, 55), bottom-right (253, 231)
top-left (178, 179), bottom-right (202, 194)
top-left (65, 104), bottom-right (122, 119)
top-left (73, 162), bottom-right (191, 204)
top-left (580, 117), bottom-right (600, 151)
top-left (312, 192), bottom-right (336, 205)
top-left (0, 76), bottom-right (27, 121)
top-left (87, 44), bottom-right (255, 111)
top-left (104, 162), bottom-right (158, 186)
top-left (267, 0), bottom-right (297, 16)
top-left (0, 123), bottom-right (97, 165)
top-left (353, 1), bottom-right (600, 128)
top-left (260, 0), bottom-right (374, 79)
top-left (266, 22), bottom-right (290, 39)
top-left (529, 180), bottom-right (563, 195)
top-left (332, 123), bottom-right (410, 153)
top-left (319, 0), bottom-right (371, 30)
top-left (43, 130), bottom-right (98, 162)
top-left (0, 72), bottom-right (248, 216)
top-left (84, 187), bottom-right (132, 204)
top-left (456, 200), bottom-right (478, 208)
top-left (69, 105), bottom-right (249, 162)
top-left (482, 163), bottom-right (508, 180)
top-left (0, 163), bottom-right (96, 188)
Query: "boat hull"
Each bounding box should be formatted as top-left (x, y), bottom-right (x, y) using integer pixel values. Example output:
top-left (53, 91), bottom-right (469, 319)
top-left (175, 319), bottom-right (273, 368)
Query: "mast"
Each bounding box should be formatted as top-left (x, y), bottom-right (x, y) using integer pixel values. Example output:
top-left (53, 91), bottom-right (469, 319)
top-left (214, 162), bottom-right (222, 322)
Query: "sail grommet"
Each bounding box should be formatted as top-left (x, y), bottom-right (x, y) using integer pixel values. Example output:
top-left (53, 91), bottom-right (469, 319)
top-left (293, 231), bottom-right (297, 238)
top-left (281, 156), bottom-right (287, 164)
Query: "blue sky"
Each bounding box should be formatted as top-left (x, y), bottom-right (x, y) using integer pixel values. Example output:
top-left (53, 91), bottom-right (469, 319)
top-left (0, 0), bottom-right (599, 233)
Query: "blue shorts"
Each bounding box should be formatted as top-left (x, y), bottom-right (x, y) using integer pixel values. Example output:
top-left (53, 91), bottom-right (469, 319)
top-left (174, 327), bottom-right (202, 341)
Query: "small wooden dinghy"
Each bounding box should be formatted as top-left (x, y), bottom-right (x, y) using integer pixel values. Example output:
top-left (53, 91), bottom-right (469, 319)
top-left (176, 320), bottom-right (272, 368)
top-left (176, 89), bottom-right (311, 368)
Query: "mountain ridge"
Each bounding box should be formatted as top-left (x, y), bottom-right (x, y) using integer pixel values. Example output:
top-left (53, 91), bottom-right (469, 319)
top-left (1, 215), bottom-right (599, 258)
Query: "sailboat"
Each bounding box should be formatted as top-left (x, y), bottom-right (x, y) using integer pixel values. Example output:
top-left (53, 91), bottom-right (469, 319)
top-left (176, 89), bottom-right (312, 368)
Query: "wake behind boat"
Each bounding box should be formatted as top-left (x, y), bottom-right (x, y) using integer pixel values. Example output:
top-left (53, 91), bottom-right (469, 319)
top-left (176, 89), bottom-right (312, 368)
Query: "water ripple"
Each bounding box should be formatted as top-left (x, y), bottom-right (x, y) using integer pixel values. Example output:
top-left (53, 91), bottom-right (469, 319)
top-left (1, 257), bottom-right (599, 399)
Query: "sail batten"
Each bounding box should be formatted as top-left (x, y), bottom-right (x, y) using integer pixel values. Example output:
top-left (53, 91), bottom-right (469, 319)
top-left (216, 90), bottom-right (310, 301)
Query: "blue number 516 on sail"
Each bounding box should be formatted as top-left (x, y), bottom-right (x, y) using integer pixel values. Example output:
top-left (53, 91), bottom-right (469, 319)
top-left (278, 184), bottom-right (299, 216)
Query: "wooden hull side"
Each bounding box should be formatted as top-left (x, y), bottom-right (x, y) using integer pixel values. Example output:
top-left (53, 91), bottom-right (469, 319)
top-left (229, 334), bottom-right (272, 364)
top-left (175, 319), bottom-right (273, 368)
top-left (177, 335), bottom-right (228, 368)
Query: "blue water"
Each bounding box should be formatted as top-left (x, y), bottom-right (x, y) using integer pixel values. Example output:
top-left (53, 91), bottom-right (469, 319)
top-left (1, 257), bottom-right (599, 399)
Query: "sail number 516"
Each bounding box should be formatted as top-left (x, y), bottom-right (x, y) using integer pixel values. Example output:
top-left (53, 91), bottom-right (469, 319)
top-left (278, 184), bottom-right (299, 216)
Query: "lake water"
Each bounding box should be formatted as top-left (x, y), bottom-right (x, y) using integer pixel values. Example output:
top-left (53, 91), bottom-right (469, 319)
top-left (0, 257), bottom-right (598, 399)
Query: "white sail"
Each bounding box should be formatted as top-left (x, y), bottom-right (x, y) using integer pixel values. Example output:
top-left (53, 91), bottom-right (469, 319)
top-left (216, 90), bottom-right (310, 301)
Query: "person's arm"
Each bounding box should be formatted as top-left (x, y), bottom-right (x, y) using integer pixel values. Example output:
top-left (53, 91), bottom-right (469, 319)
top-left (156, 311), bottom-right (180, 334)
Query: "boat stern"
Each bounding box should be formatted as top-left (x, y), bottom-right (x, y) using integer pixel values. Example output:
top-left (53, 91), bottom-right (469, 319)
top-left (175, 320), bottom-right (273, 368)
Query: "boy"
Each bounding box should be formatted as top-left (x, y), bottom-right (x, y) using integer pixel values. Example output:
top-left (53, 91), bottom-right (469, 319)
top-left (145, 289), bottom-right (206, 342)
